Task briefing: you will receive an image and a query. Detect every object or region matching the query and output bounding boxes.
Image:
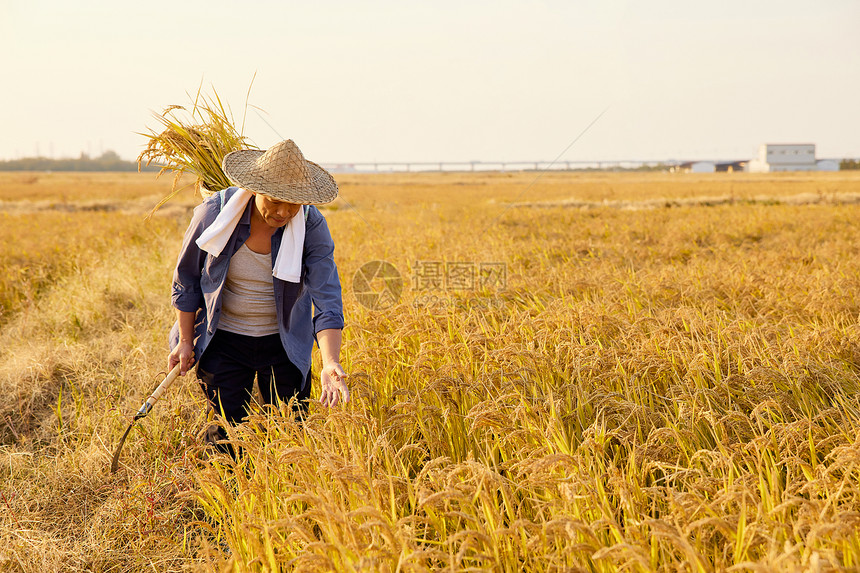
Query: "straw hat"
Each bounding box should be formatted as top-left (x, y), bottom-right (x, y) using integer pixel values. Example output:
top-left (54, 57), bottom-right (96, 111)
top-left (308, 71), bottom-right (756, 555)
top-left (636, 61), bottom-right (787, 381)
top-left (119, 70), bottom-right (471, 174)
top-left (222, 139), bottom-right (338, 204)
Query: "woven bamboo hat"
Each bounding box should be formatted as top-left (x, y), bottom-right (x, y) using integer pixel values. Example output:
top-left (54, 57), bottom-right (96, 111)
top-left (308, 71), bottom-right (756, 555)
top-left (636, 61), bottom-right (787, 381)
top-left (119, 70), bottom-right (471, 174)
top-left (222, 139), bottom-right (338, 204)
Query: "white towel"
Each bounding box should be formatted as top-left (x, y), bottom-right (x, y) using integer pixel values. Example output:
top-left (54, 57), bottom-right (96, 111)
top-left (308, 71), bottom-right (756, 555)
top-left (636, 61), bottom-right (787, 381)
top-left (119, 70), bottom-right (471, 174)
top-left (273, 203), bottom-right (306, 283)
top-left (195, 188), bottom-right (305, 283)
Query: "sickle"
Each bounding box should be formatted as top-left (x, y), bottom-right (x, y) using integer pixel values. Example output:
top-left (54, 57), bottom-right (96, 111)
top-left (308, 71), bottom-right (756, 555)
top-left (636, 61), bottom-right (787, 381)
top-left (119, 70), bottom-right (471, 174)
top-left (110, 363), bottom-right (182, 473)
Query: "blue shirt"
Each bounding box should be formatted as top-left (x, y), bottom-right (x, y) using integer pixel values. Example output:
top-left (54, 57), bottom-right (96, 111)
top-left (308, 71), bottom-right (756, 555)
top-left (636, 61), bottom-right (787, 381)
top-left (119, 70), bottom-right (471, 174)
top-left (169, 187), bottom-right (344, 381)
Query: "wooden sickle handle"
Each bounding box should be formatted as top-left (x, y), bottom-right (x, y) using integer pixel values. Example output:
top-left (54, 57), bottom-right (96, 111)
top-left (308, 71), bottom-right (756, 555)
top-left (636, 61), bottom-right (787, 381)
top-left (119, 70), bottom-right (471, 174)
top-left (134, 363), bottom-right (182, 419)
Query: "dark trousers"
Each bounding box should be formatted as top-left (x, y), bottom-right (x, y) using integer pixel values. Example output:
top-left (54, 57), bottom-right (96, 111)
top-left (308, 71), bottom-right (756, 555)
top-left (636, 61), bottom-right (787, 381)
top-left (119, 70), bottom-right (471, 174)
top-left (196, 329), bottom-right (310, 455)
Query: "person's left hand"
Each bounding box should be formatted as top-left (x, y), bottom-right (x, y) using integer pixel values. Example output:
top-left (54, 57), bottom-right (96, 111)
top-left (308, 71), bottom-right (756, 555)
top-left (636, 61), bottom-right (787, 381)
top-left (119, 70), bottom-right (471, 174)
top-left (320, 362), bottom-right (349, 407)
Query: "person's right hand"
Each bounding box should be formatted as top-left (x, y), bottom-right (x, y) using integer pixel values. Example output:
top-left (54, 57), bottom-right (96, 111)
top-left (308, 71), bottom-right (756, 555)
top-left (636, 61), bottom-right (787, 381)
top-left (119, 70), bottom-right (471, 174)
top-left (168, 340), bottom-right (195, 376)
top-left (319, 361), bottom-right (349, 407)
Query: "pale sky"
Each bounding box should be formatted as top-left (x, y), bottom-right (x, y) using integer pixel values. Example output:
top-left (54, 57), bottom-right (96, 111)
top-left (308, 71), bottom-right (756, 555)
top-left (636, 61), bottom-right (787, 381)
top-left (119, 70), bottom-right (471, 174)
top-left (1, 0), bottom-right (858, 164)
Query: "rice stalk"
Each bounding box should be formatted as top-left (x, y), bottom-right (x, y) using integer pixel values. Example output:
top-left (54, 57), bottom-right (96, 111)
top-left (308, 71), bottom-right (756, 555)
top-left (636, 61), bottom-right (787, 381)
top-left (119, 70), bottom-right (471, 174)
top-left (137, 80), bottom-right (258, 216)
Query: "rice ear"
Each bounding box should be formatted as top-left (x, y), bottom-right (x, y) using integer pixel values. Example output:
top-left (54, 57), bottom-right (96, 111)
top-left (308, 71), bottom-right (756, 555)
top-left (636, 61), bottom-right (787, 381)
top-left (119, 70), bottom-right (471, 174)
top-left (137, 85), bottom-right (259, 213)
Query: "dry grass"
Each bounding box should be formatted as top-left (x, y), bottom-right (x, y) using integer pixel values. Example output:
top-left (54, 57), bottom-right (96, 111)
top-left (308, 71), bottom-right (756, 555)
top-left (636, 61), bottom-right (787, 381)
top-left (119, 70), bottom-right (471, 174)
top-left (335, 169), bottom-right (860, 204)
top-left (0, 210), bottom-right (182, 327)
top-left (0, 172), bottom-right (192, 203)
top-left (1, 171), bottom-right (860, 571)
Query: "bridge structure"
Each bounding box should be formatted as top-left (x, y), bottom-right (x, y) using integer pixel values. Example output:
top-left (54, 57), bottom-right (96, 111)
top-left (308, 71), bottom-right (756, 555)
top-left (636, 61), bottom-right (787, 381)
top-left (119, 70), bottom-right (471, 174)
top-left (320, 160), bottom-right (675, 173)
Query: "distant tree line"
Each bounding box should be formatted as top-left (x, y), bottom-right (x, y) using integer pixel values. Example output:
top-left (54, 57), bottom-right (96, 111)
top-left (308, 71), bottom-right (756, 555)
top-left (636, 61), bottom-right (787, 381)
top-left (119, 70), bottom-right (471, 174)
top-left (841, 159), bottom-right (860, 170)
top-left (0, 151), bottom-right (160, 172)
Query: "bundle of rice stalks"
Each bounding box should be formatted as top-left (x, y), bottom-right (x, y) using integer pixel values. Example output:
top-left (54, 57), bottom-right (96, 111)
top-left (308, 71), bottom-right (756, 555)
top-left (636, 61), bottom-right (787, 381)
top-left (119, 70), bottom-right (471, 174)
top-left (137, 85), bottom-right (258, 214)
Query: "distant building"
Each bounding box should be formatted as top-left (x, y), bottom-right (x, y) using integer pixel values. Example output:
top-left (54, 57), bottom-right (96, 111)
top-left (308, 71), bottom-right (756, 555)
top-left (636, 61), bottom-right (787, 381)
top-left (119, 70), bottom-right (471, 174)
top-left (323, 163), bottom-right (358, 173)
top-left (816, 159), bottom-right (839, 172)
top-left (673, 161), bottom-right (716, 173)
top-left (715, 161), bottom-right (747, 173)
top-left (747, 144), bottom-right (818, 172)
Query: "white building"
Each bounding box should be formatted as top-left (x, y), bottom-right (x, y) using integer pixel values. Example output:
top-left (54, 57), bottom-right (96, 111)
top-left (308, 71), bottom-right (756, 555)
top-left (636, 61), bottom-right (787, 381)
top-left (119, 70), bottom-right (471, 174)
top-left (816, 159), bottom-right (839, 172)
top-left (690, 161), bottom-right (716, 173)
top-left (672, 160), bottom-right (716, 173)
top-left (747, 143), bottom-right (818, 172)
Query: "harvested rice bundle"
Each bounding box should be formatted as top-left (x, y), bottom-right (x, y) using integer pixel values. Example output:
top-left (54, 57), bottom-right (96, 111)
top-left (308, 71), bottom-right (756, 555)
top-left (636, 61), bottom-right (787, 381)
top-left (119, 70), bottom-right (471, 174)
top-left (137, 87), bottom-right (257, 213)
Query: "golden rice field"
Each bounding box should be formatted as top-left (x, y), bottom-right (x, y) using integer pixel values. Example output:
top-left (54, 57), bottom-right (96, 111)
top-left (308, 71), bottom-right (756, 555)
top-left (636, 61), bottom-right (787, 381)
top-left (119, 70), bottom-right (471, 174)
top-left (1, 170), bottom-right (860, 572)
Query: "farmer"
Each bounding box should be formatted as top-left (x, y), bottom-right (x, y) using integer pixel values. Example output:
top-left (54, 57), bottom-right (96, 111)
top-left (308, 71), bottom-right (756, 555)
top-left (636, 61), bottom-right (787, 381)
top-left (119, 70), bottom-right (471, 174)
top-left (167, 139), bottom-right (348, 453)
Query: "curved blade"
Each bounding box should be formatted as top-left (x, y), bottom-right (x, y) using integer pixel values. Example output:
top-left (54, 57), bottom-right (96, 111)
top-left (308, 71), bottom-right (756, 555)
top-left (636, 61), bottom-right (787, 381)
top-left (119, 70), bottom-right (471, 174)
top-left (110, 421), bottom-right (136, 473)
top-left (110, 363), bottom-right (182, 473)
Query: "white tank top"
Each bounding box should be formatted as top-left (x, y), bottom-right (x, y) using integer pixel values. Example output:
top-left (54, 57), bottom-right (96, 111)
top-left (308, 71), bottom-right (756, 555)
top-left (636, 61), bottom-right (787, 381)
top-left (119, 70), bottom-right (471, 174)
top-left (218, 243), bottom-right (279, 336)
